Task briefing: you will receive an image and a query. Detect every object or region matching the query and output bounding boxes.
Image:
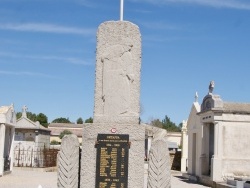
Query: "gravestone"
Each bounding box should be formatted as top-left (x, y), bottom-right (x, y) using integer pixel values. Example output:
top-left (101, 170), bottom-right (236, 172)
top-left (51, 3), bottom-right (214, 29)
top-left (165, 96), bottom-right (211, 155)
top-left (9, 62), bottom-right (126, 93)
top-left (146, 126), bottom-right (171, 188)
top-left (58, 134), bottom-right (80, 188)
top-left (80, 21), bottom-right (145, 188)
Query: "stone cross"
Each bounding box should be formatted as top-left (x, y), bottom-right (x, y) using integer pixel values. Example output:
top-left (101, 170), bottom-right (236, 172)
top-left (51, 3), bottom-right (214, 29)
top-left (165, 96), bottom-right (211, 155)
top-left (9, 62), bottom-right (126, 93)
top-left (195, 92), bottom-right (198, 102)
top-left (22, 105), bottom-right (28, 118)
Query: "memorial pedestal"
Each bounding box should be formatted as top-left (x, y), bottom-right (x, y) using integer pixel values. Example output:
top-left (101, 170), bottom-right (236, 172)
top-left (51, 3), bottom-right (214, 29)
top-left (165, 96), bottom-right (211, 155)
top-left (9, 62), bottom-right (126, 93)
top-left (81, 124), bottom-right (145, 188)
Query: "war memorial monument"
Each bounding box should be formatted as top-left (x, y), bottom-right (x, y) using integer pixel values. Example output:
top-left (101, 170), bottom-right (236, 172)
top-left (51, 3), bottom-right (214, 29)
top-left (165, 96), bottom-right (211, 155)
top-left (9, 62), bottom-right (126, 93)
top-left (57, 1), bottom-right (171, 187)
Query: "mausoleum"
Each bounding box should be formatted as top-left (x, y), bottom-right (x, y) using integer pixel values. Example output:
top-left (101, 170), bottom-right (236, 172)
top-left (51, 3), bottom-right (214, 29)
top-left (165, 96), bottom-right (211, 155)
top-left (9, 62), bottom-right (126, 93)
top-left (15, 106), bottom-right (50, 148)
top-left (0, 104), bottom-right (16, 177)
top-left (182, 81), bottom-right (250, 186)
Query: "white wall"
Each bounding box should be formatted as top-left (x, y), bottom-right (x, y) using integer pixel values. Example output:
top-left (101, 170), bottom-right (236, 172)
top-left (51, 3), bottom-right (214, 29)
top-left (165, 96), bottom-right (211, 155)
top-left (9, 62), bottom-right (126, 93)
top-left (220, 120), bottom-right (250, 178)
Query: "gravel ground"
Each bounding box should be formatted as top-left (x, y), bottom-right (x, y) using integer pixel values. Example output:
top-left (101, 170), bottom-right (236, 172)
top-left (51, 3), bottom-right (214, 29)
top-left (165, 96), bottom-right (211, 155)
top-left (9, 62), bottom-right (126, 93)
top-left (0, 168), bottom-right (210, 188)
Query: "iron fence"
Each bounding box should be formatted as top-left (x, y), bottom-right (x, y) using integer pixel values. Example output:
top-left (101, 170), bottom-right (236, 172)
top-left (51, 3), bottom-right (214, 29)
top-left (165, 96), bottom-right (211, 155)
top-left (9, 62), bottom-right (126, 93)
top-left (13, 144), bottom-right (59, 168)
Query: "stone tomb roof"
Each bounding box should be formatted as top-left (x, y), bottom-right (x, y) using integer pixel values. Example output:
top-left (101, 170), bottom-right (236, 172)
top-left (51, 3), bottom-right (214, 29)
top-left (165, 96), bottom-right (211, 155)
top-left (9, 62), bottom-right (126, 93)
top-left (200, 93), bottom-right (250, 115)
top-left (223, 102), bottom-right (250, 114)
top-left (0, 106), bottom-right (10, 113)
top-left (16, 117), bottom-right (50, 132)
top-left (200, 81), bottom-right (250, 114)
top-left (48, 123), bottom-right (86, 137)
top-left (16, 105), bottom-right (50, 132)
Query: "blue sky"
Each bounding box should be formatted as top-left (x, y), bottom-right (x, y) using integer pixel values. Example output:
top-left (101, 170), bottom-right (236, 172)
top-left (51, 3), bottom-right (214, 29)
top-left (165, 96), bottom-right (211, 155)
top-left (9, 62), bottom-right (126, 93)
top-left (0, 0), bottom-right (250, 124)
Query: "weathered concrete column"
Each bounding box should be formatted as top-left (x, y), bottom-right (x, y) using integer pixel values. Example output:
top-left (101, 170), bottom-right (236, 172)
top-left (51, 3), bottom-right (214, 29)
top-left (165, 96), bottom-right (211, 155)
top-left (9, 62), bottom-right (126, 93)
top-left (9, 126), bottom-right (15, 172)
top-left (211, 122), bottom-right (222, 182)
top-left (0, 124), bottom-right (6, 176)
top-left (181, 120), bottom-right (188, 172)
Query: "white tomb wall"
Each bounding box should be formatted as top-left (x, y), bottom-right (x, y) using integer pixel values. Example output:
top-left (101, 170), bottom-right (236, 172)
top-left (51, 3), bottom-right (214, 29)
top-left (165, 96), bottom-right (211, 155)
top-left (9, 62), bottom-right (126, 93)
top-left (0, 124), bottom-right (6, 176)
top-left (219, 119), bottom-right (250, 179)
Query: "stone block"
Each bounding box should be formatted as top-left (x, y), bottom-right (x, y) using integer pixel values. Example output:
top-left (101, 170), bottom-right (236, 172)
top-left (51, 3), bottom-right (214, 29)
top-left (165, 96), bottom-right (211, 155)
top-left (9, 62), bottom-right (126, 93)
top-left (57, 134), bottom-right (80, 188)
top-left (80, 123), bottom-right (145, 188)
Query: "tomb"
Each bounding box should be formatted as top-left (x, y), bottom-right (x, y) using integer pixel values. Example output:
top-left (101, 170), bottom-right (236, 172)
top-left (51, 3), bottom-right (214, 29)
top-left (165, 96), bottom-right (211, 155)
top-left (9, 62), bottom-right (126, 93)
top-left (0, 104), bottom-right (16, 177)
top-left (182, 81), bottom-right (250, 186)
top-left (15, 105), bottom-right (50, 148)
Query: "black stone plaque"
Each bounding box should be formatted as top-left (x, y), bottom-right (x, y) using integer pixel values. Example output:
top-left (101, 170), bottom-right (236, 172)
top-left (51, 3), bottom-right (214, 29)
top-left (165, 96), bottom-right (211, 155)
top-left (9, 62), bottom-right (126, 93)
top-left (95, 134), bottom-right (129, 188)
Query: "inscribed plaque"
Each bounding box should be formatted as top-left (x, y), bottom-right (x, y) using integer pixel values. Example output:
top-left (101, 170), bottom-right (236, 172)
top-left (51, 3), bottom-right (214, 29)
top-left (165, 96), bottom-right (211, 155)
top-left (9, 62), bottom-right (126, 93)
top-left (95, 134), bottom-right (129, 188)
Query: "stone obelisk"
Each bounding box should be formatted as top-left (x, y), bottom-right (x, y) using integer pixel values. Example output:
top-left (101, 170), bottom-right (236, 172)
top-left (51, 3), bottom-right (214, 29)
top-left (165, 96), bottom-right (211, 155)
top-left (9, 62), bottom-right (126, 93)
top-left (80, 2), bottom-right (144, 188)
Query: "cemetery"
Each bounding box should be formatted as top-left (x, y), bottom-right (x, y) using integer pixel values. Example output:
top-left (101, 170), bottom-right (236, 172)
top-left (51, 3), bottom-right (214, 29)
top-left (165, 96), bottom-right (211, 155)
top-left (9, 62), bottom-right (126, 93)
top-left (56, 18), bottom-right (171, 188)
top-left (1, 1), bottom-right (250, 188)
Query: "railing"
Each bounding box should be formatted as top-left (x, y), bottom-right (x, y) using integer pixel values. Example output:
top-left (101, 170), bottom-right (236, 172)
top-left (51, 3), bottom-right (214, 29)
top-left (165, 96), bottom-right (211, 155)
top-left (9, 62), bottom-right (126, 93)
top-left (13, 144), bottom-right (59, 168)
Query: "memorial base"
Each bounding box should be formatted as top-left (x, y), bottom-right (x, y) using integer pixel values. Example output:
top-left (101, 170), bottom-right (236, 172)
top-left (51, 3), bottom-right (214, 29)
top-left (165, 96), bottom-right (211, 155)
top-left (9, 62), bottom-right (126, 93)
top-left (81, 123), bottom-right (145, 188)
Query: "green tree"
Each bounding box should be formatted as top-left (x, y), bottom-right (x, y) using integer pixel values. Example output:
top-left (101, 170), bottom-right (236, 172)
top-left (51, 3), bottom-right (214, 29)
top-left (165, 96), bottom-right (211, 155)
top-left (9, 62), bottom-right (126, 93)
top-left (150, 119), bottom-right (163, 128)
top-left (16, 111), bottom-right (48, 128)
top-left (16, 112), bottom-right (22, 120)
top-left (59, 130), bottom-right (72, 139)
top-left (36, 113), bottom-right (48, 127)
top-left (162, 115), bottom-right (181, 132)
top-left (178, 122), bottom-right (183, 129)
top-left (76, 117), bottom-right (84, 124)
top-left (16, 111), bottom-right (37, 121)
top-left (27, 112), bottom-right (37, 122)
top-left (85, 117), bottom-right (93, 123)
top-left (52, 117), bottom-right (71, 123)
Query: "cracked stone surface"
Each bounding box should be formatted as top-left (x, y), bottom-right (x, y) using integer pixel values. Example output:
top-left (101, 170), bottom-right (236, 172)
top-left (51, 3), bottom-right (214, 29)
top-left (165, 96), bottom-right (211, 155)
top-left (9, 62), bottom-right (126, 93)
top-left (94, 21), bottom-right (142, 124)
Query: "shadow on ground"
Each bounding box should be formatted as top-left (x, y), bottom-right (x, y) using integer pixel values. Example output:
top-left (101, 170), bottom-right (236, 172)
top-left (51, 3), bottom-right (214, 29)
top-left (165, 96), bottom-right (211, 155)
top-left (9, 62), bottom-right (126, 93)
top-left (174, 176), bottom-right (210, 187)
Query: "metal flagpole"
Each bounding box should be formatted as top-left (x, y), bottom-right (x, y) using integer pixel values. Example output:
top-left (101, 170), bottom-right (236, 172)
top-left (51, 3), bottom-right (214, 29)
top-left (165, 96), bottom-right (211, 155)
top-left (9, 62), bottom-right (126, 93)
top-left (120, 0), bottom-right (124, 21)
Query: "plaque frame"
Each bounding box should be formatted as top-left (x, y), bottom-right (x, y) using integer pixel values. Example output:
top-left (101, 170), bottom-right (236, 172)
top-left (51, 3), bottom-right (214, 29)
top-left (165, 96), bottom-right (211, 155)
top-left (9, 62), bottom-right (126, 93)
top-left (95, 134), bottom-right (129, 188)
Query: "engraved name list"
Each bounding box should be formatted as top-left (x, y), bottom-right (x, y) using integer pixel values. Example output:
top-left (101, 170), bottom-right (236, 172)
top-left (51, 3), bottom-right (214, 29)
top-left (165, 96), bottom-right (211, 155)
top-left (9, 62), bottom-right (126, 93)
top-left (95, 134), bottom-right (129, 188)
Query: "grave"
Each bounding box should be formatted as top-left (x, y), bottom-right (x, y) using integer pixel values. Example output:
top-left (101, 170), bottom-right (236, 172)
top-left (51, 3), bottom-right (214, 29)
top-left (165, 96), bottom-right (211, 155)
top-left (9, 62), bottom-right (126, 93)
top-left (183, 81), bottom-right (250, 187)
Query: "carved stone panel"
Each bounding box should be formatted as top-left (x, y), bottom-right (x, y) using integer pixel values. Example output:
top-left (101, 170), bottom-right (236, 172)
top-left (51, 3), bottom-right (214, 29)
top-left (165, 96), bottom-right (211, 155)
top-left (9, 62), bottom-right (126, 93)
top-left (94, 21), bottom-right (141, 124)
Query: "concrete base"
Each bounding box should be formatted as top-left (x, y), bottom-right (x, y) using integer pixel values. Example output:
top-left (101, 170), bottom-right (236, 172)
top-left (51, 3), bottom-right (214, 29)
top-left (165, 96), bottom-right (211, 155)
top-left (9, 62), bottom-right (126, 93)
top-left (211, 157), bottom-right (222, 182)
top-left (81, 123), bottom-right (145, 188)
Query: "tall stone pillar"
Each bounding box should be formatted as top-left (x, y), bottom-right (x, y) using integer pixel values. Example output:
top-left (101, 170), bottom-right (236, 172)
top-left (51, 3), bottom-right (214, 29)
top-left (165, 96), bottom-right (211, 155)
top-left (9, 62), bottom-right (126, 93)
top-left (181, 120), bottom-right (188, 172)
top-left (211, 122), bottom-right (222, 182)
top-left (9, 126), bottom-right (15, 172)
top-left (0, 124), bottom-right (6, 176)
top-left (81, 21), bottom-right (144, 188)
top-left (94, 21), bottom-right (141, 124)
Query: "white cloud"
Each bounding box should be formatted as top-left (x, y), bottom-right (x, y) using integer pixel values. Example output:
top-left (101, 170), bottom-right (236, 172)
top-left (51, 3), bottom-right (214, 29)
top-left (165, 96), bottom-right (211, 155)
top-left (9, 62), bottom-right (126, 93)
top-left (0, 23), bottom-right (95, 35)
top-left (0, 70), bottom-right (58, 78)
top-left (130, 0), bottom-right (250, 10)
top-left (0, 52), bottom-right (93, 66)
top-left (26, 55), bottom-right (93, 65)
